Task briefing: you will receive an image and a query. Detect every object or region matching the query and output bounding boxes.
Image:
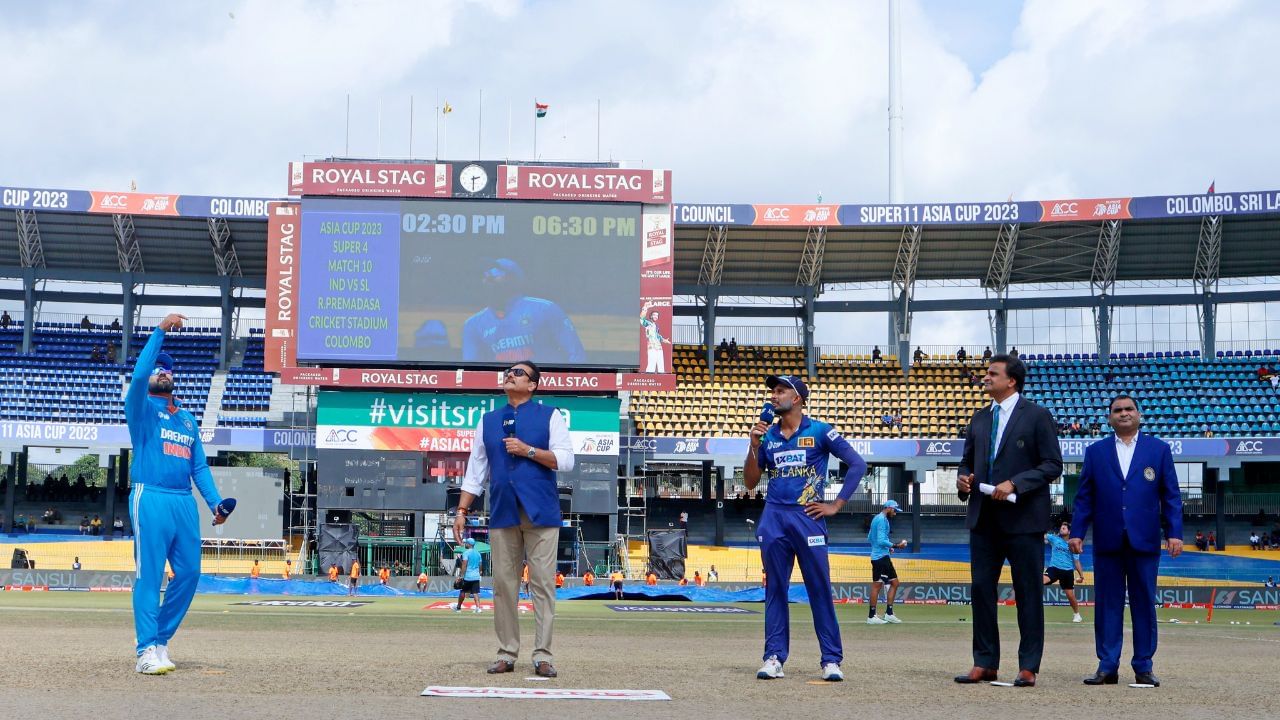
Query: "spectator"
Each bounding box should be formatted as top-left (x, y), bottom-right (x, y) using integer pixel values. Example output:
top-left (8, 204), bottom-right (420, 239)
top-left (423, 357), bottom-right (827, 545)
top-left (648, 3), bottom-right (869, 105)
top-left (106, 341), bottom-right (117, 363)
top-left (42, 508), bottom-right (55, 524)
top-left (913, 347), bottom-right (925, 365)
top-left (582, 569), bottom-right (595, 586)
top-left (956, 347), bottom-right (968, 362)
top-left (678, 511), bottom-right (688, 532)
top-left (982, 346), bottom-right (992, 362)
top-left (1257, 364), bottom-right (1274, 381)
top-left (1266, 577), bottom-right (1276, 588)
top-left (111, 318), bottom-right (121, 332)
top-left (90, 346), bottom-right (103, 363)
top-left (1202, 426), bottom-right (1215, 438)
top-left (871, 346), bottom-right (882, 363)
top-left (892, 411), bottom-right (904, 430)
top-left (1208, 531), bottom-right (1217, 550)
top-left (729, 338), bottom-right (739, 360)
top-left (90, 515), bottom-right (102, 536)
top-left (0, 310), bottom-right (10, 329)
top-left (717, 338), bottom-right (729, 358)
top-left (113, 516), bottom-right (125, 535)
top-left (1194, 531), bottom-right (1208, 551)
top-left (1250, 531), bottom-right (1261, 550)
top-left (1009, 346), bottom-right (1019, 358)
top-left (80, 315), bottom-right (92, 330)
top-left (72, 556), bottom-right (82, 571)
top-left (79, 515), bottom-right (90, 535)
top-left (881, 412), bottom-right (894, 427)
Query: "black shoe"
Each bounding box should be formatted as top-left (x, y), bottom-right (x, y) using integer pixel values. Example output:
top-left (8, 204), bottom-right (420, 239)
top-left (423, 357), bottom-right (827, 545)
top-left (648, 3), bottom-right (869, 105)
top-left (1083, 671), bottom-right (1118, 685)
top-left (1134, 671), bottom-right (1161, 687)
top-left (1012, 670), bottom-right (1037, 687)
top-left (954, 667), bottom-right (997, 684)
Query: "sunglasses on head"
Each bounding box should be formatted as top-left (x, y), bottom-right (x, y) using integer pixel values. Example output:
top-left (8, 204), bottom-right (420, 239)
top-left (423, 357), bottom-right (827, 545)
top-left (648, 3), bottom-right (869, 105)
top-left (505, 367), bottom-right (531, 378)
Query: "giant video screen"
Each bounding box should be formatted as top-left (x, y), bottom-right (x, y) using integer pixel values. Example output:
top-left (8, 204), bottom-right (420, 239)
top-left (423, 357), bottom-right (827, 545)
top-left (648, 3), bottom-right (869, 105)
top-left (297, 197), bottom-right (642, 368)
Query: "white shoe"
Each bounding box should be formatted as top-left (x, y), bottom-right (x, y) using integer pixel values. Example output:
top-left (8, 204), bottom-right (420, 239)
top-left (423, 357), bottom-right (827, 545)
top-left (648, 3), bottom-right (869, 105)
top-left (866, 615), bottom-right (888, 625)
top-left (135, 646), bottom-right (170, 675)
top-left (822, 663), bottom-right (844, 681)
top-left (156, 645), bottom-right (176, 672)
top-left (756, 655), bottom-right (784, 679)
top-left (884, 614), bottom-right (902, 624)
top-left (473, 606), bottom-right (482, 614)
top-left (1073, 613), bottom-right (1083, 623)
top-left (453, 604), bottom-right (462, 613)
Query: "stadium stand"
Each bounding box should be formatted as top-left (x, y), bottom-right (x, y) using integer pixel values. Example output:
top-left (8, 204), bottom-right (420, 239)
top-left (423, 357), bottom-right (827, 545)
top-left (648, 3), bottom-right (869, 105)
top-left (631, 344), bottom-right (1280, 438)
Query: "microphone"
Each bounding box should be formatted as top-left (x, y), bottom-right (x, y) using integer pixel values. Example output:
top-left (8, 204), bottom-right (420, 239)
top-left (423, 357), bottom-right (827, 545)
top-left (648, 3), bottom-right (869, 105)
top-left (758, 402), bottom-right (775, 425)
top-left (502, 407), bottom-right (516, 437)
top-left (214, 497), bottom-right (236, 526)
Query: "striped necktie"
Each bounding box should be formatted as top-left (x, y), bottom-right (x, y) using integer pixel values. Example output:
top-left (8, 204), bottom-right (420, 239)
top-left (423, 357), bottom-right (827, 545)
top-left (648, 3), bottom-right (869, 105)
top-left (988, 404), bottom-right (1001, 468)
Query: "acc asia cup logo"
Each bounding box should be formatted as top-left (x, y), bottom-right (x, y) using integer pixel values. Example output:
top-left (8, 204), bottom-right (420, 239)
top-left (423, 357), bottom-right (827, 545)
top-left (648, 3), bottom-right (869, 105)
top-left (324, 428), bottom-right (360, 446)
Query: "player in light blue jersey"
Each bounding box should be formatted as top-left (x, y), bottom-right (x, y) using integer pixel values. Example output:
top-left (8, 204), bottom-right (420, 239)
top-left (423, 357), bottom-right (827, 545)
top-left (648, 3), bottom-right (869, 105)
top-left (461, 259), bottom-right (585, 364)
top-left (454, 537), bottom-right (484, 614)
top-left (1044, 521), bottom-right (1085, 623)
top-left (867, 499), bottom-right (909, 624)
top-left (745, 375), bottom-right (867, 682)
top-left (127, 313), bottom-right (234, 674)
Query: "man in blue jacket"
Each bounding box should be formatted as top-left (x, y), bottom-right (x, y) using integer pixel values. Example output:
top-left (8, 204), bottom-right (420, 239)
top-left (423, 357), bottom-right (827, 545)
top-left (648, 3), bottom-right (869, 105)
top-left (1070, 394), bottom-right (1183, 687)
top-left (455, 360), bottom-right (574, 678)
top-left (127, 313), bottom-right (233, 675)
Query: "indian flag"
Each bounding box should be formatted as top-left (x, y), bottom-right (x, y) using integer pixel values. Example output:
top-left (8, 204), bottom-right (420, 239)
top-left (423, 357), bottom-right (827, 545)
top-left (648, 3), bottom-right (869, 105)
top-left (535, 102), bottom-right (549, 118)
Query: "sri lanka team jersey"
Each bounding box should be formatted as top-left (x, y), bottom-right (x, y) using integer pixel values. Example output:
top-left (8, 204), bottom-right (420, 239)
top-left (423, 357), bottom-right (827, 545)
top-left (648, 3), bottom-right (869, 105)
top-left (640, 317), bottom-right (665, 349)
top-left (757, 416), bottom-right (868, 506)
top-left (461, 296), bottom-right (586, 363)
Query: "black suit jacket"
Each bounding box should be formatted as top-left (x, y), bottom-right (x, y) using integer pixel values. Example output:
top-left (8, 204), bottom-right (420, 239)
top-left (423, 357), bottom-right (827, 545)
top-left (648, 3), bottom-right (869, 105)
top-left (957, 396), bottom-right (1063, 534)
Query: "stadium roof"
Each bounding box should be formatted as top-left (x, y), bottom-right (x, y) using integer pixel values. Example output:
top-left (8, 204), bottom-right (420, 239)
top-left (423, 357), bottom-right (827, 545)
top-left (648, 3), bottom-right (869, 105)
top-left (2, 178), bottom-right (1278, 293)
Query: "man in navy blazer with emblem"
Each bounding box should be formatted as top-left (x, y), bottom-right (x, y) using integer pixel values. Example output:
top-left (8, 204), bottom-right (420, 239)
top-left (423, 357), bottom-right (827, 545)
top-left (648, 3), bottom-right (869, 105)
top-left (954, 354), bottom-right (1063, 688)
top-left (456, 360), bottom-right (575, 678)
top-left (1070, 394), bottom-right (1182, 687)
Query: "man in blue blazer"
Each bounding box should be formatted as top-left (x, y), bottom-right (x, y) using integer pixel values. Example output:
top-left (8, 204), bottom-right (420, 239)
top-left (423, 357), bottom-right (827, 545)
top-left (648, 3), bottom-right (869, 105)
top-left (1070, 394), bottom-right (1183, 687)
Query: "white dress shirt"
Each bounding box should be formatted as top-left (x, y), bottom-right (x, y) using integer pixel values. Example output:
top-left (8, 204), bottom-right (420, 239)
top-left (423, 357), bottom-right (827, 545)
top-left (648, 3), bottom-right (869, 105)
top-left (460, 404), bottom-right (575, 497)
top-left (990, 391), bottom-right (1021, 454)
top-left (1114, 432), bottom-right (1139, 478)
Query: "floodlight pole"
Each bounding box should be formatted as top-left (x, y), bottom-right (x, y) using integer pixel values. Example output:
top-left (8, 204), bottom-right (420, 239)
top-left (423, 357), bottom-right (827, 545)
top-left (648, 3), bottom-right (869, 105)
top-left (888, 0), bottom-right (904, 205)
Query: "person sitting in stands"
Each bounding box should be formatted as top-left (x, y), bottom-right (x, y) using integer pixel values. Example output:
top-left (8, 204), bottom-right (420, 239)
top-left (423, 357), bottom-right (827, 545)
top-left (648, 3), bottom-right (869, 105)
top-left (1194, 531), bottom-right (1208, 551)
top-left (872, 346), bottom-right (882, 362)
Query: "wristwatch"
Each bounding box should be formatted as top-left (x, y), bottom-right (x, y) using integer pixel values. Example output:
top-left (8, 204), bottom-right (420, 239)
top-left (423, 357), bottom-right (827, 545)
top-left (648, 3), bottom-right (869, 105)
top-left (526, 446), bottom-right (537, 458)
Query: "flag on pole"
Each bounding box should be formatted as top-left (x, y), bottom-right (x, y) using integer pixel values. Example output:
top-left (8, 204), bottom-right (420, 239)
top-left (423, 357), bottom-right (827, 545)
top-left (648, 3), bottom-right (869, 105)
top-left (535, 102), bottom-right (549, 118)
top-left (442, 102), bottom-right (453, 115)
top-left (1207, 180), bottom-right (1215, 194)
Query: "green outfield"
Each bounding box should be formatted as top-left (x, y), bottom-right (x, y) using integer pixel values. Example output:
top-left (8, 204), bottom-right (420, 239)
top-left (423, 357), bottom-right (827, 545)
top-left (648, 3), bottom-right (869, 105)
top-left (1, 592), bottom-right (1276, 720)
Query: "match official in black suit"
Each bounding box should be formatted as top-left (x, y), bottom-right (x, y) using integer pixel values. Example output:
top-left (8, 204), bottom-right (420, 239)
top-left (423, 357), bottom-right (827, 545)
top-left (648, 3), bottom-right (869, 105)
top-left (953, 354), bottom-right (1063, 687)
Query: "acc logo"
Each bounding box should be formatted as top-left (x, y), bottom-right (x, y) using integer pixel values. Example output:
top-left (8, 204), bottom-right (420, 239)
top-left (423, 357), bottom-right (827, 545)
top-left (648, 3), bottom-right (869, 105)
top-left (797, 437), bottom-right (815, 448)
top-left (325, 429), bottom-right (358, 443)
top-left (99, 194), bottom-right (130, 209)
top-left (762, 207), bottom-right (790, 221)
top-left (579, 438), bottom-right (597, 453)
top-left (924, 441), bottom-right (953, 454)
top-left (1049, 202), bottom-right (1078, 217)
top-left (628, 438), bottom-right (657, 451)
top-left (1236, 440), bottom-right (1263, 454)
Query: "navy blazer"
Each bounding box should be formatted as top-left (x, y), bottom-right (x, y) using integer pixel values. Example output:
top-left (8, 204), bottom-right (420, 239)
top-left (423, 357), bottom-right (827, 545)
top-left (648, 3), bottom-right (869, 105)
top-left (957, 396), bottom-right (1063, 534)
top-left (1071, 433), bottom-right (1183, 554)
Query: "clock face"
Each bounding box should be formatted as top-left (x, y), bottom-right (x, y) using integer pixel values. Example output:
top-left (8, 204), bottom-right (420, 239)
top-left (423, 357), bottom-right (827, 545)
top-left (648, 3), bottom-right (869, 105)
top-left (459, 164), bottom-right (488, 193)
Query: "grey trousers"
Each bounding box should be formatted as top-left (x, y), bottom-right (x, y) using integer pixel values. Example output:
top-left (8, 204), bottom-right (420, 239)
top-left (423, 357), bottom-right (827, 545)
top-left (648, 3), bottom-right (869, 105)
top-left (490, 508), bottom-right (559, 664)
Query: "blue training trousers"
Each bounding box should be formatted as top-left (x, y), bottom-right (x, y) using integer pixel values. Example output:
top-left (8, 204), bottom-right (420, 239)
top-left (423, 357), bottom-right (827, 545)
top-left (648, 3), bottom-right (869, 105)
top-left (130, 484), bottom-right (202, 655)
top-left (758, 504), bottom-right (843, 665)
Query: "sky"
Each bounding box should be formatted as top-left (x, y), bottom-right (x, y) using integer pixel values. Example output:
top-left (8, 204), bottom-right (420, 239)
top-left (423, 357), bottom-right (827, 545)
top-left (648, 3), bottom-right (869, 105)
top-left (3, 0), bottom-right (1279, 348)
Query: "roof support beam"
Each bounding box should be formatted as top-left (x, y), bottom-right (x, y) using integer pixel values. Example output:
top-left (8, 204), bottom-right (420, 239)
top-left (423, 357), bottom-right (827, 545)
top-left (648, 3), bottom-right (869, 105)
top-left (890, 224), bottom-right (921, 373)
top-left (1194, 215), bottom-right (1222, 358)
top-left (112, 214), bottom-right (145, 273)
top-left (697, 225), bottom-right (727, 286)
top-left (796, 226), bottom-right (826, 288)
top-left (208, 217), bottom-right (243, 277)
top-left (984, 223), bottom-right (1018, 354)
top-left (15, 209), bottom-right (46, 269)
top-left (1090, 220), bottom-right (1121, 361)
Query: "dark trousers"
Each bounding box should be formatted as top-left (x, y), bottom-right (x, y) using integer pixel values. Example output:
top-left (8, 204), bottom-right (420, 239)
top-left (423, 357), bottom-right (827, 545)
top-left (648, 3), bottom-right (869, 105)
top-left (969, 529), bottom-right (1045, 672)
top-left (1093, 534), bottom-right (1160, 674)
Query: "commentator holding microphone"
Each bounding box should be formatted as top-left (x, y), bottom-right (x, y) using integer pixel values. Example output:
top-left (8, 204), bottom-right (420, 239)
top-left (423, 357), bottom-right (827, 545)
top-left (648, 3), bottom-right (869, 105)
top-left (456, 361), bottom-right (574, 678)
top-left (745, 375), bottom-right (868, 683)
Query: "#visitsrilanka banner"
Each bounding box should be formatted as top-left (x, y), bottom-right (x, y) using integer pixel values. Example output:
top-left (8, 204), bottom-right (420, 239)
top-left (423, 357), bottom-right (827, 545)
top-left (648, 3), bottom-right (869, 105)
top-left (316, 390), bottom-right (620, 455)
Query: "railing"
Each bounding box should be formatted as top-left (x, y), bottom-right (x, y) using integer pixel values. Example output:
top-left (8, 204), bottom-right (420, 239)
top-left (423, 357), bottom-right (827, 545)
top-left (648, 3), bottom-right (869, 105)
top-left (673, 324), bottom-right (802, 347)
top-left (816, 345), bottom-right (881, 359)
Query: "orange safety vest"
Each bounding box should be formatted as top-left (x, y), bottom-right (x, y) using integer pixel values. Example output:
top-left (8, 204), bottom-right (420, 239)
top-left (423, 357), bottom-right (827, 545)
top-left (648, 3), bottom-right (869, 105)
top-left (328, 566), bottom-right (339, 581)
top-left (555, 573), bottom-right (565, 587)
top-left (250, 565), bottom-right (260, 579)
top-left (379, 568), bottom-right (390, 582)
top-left (351, 562), bottom-right (361, 578)
top-left (417, 573), bottom-right (428, 584)
top-left (282, 565), bottom-right (291, 580)
top-left (645, 573), bottom-right (657, 585)
top-left (583, 572), bottom-right (595, 586)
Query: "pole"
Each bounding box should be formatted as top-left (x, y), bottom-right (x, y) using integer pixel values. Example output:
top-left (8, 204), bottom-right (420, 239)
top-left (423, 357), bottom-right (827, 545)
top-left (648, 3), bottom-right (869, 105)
top-left (377, 97), bottom-right (382, 157)
top-left (434, 90), bottom-right (439, 160)
top-left (478, 88), bottom-right (483, 159)
top-left (506, 100), bottom-right (512, 160)
top-left (532, 98), bottom-right (538, 160)
top-left (344, 94), bottom-right (350, 156)
top-left (409, 95), bottom-right (414, 159)
top-left (888, 0), bottom-right (904, 203)
top-left (596, 99), bottom-right (601, 161)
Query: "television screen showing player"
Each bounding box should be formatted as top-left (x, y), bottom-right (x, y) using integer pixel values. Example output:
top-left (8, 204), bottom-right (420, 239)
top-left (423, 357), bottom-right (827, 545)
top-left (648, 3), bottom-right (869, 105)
top-left (296, 197), bottom-right (642, 368)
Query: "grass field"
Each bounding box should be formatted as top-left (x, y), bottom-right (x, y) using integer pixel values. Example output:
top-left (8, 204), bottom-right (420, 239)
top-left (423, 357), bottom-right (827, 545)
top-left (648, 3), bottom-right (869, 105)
top-left (2, 592), bottom-right (1276, 720)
